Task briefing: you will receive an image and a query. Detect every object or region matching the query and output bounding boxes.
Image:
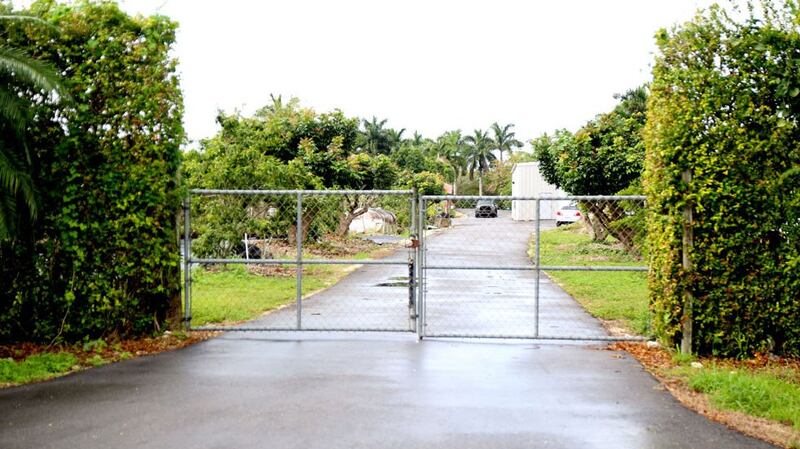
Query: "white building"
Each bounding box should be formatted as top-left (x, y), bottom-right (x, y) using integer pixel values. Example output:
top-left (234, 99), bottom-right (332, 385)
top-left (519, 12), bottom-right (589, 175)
top-left (511, 162), bottom-right (570, 220)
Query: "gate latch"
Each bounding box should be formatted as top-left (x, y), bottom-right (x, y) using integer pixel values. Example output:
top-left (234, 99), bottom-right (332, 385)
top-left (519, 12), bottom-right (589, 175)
top-left (407, 238), bottom-right (420, 249)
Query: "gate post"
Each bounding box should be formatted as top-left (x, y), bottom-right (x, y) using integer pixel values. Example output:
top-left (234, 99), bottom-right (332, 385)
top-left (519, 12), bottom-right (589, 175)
top-left (409, 189), bottom-right (417, 332)
top-left (417, 195), bottom-right (426, 339)
top-left (183, 196), bottom-right (192, 331)
top-left (534, 198), bottom-right (541, 338)
top-left (296, 191), bottom-right (303, 330)
top-left (681, 170), bottom-right (694, 355)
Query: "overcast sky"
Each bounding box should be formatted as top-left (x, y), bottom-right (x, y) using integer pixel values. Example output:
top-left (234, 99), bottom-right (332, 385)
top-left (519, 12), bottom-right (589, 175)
top-left (110, 0), bottom-right (717, 147)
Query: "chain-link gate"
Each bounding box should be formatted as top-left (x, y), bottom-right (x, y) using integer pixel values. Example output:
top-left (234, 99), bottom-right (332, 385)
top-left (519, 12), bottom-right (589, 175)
top-left (182, 190), bottom-right (648, 341)
top-left (417, 195), bottom-right (648, 341)
top-left (182, 189), bottom-right (417, 332)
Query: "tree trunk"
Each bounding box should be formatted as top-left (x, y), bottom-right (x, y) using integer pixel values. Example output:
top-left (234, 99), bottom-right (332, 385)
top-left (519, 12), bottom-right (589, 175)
top-left (585, 212), bottom-right (609, 241)
top-left (287, 212), bottom-right (313, 243)
top-left (583, 200), bottom-right (639, 257)
top-left (478, 173), bottom-right (484, 196)
top-left (335, 195), bottom-right (373, 238)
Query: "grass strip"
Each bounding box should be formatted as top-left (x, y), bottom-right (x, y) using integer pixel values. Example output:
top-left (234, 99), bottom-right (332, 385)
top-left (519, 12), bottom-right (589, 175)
top-left (0, 352), bottom-right (77, 384)
top-left (535, 223), bottom-right (650, 334)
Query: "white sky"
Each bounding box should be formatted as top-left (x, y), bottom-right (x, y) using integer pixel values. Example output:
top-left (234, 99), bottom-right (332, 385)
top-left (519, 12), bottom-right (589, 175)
top-left (97, 1), bottom-right (718, 145)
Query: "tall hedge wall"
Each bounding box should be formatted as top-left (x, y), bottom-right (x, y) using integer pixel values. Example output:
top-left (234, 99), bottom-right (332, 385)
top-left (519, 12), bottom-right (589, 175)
top-left (645, 4), bottom-right (800, 357)
top-left (0, 1), bottom-right (184, 342)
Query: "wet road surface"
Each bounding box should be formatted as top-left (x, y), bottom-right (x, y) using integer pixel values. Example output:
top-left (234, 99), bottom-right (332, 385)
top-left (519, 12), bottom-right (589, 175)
top-left (0, 211), bottom-right (778, 448)
top-left (0, 334), bottom-right (776, 449)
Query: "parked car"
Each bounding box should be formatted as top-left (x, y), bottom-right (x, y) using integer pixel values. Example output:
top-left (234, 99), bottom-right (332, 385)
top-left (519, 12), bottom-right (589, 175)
top-left (475, 200), bottom-right (498, 218)
top-left (555, 204), bottom-right (581, 226)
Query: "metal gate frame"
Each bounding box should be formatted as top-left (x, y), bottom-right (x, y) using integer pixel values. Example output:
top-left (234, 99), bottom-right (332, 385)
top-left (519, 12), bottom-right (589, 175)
top-left (416, 194), bottom-right (648, 341)
top-left (182, 189), bottom-right (417, 333)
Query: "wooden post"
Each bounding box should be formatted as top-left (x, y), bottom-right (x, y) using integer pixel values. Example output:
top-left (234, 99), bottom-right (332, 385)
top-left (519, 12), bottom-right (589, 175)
top-left (681, 170), bottom-right (694, 355)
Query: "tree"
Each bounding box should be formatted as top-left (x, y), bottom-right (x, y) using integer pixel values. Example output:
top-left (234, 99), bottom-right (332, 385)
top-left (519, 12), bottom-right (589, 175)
top-left (490, 122), bottom-right (523, 162)
top-left (188, 102), bottom-right (402, 243)
top-left (385, 127), bottom-right (406, 152)
top-left (0, 14), bottom-right (64, 241)
top-left (410, 131), bottom-right (427, 147)
top-left (463, 129), bottom-right (496, 196)
top-left (359, 116), bottom-right (392, 155)
top-left (531, 88), bottom-right (648, 251)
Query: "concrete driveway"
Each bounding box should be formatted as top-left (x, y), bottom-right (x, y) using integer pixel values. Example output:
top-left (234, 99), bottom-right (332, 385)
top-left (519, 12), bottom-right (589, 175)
top-left (247, 210), bottom-right (605, 339)
top-left (422, 210), bottom-right (607, 338)
top-left (0, 211), bottom-right (778, 448)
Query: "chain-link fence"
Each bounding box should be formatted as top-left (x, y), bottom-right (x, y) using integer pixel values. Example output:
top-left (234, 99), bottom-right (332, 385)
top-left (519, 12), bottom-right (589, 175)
top-left (181, 190), bottom-right (649, 340)
top-left (182, 189), bottom-right (417, 332)
top-left (417, 195), bottom-right (647, 340)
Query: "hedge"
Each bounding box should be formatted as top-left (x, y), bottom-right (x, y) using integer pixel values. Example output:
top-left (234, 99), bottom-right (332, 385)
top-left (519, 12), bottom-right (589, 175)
top-left (0, 1), bottom-right (184, 342)
top-left (644, 3), bottom-right (800, 357)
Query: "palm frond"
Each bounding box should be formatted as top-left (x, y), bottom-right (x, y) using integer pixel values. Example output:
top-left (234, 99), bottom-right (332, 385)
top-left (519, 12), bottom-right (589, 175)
top-left (0, 147), bottom-right (37, 219)
top-left (0, 14), bottom-right (57, 31)
top-left (0, 89), bottom-right (26, 132)
top-left (0, 46), bottom-right (62, 94)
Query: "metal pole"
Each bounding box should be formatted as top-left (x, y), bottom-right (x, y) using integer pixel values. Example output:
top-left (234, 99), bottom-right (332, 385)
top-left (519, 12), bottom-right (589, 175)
top-left (409, 190), bottom-right (417, 332)
top-left (296, 192), bottom-right (303, 330)
top-left (244, 233), bottom-right (249, 260)
top-left (534, 198), bottom-right (541, 338)
top-left (681, 170), bottom-right (693, 355)
top-left (417, 196), bottom-right (426, 339)
top-left (183, 196), bottom-right (192, 331)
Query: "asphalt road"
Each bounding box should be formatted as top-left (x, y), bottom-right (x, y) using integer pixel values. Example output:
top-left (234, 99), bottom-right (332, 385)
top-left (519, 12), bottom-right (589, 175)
top-left (0, 212), bottom-right (778, 449)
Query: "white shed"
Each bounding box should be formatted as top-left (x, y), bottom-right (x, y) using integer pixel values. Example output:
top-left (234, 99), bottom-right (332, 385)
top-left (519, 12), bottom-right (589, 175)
top-left (511, 162), bottom-right (570, 220)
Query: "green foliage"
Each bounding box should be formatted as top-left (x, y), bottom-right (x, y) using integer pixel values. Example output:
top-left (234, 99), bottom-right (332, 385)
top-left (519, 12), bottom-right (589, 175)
top-left (531, 89), bottom-right (648, 254)
top-left (0, 10), bottom-right (66, 240)
top-left (645, 2), bottom-right (800, 356)
top-left (406, 171), bottom-right (445, 196)
top-left (533, 87), bottom-right (647, 196)
top-left (687, 367), bottom-right (800, 429)
top-left (0, 1), bottom-right (184, 342)
top-left (186, 100), bottom-right (407, 250)
top-left (0, 352), bottom-right (77, 383)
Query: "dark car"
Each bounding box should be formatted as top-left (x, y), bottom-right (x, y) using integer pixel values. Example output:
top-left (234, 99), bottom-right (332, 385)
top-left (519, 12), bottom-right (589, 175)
top-left (475, 200), bottom-right (498, 218)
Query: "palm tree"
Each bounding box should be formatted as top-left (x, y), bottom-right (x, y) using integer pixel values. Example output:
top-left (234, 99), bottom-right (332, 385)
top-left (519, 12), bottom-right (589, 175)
top-left (385, 127), bottom-right (405, 152)
top-left (360, 116), bottom-right (390, 154)
top-left (434, 130), bottom-right (466, 195)
top-left (490, 122), bottom-right (523, 163)
top-left (0, 15), bottom-right (64, 241)
top-left (463, 129), bottom-right (496, 196)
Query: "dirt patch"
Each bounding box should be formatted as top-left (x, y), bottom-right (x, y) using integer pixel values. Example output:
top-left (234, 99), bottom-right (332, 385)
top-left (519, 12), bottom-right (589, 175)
top-left (247, 265), bottom-right (297, 277)
top-left (611, 342), bottom-right (800, 448)
top-left (597, 318), bottom-right (637, 338)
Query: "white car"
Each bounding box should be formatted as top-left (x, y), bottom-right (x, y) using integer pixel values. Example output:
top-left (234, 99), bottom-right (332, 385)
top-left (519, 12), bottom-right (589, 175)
top-left (555, 204), bottom-right (582, 226)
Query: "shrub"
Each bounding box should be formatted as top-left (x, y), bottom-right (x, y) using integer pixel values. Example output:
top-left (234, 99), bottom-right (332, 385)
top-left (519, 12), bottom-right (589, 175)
top-left (645, 2), bottom-right (800, 356)
top-left (0, 2), bottom-right (184, 342)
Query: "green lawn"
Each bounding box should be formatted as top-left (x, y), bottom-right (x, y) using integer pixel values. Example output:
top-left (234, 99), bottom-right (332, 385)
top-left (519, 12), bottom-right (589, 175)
top-left (678, 365), bottom-right (800, 430)
top-left (534, 224), bottom-right (650, 334)
top-left (188, 264), bottom-right (346, 326)
top-left (0, 352), bottom-right (77, 384)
